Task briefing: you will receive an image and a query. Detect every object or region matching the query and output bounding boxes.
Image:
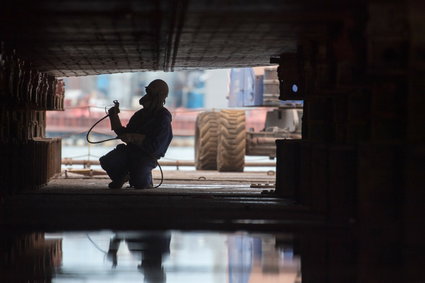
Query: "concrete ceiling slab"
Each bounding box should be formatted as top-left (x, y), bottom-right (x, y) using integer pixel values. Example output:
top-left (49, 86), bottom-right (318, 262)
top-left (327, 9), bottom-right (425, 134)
top-left (0, 0), bottom-right (347, 76)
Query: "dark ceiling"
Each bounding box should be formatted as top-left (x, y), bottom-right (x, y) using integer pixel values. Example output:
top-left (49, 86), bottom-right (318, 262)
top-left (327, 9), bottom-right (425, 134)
top-left (0, 0), bottom-right (349, 77)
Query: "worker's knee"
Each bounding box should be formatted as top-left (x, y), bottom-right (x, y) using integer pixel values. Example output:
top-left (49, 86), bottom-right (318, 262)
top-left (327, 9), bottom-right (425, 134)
top-left (99, 145), bottom-right (128, 171)
top-left (99, 155), bottom-right (107, 169)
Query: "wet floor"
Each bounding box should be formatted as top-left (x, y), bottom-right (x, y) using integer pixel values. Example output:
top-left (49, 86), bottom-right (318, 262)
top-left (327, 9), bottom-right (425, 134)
top-left (1, 178), bottom-right (422, 283)
top-left (1, 230), bottom-right (301, 283)
top-left (1, 227), bottom-right (422, 283)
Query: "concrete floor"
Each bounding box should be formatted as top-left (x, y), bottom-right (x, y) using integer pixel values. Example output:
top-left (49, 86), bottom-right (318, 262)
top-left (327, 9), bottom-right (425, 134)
top-left (0, 170), bottom-right (325, 231)
top-left (47, 169), bottom-right (277, 194)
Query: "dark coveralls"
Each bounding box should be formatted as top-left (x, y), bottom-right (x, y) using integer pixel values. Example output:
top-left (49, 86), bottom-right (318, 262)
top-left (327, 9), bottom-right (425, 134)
top-left (100, 107), bottom-right (173, 188)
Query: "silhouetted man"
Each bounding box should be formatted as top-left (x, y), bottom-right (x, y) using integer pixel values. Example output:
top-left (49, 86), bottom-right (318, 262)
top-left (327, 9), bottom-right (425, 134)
top-left (100, 79), bottom-right (173, 189)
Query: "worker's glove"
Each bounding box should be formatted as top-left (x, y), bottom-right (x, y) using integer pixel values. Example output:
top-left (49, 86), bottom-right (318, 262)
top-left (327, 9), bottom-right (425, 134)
top-left (109, 110), bottom-right (122, 131)
top-left (108, 106), bottom-right (119, 116)
top-left (119, 133), bottom-right (146, 146)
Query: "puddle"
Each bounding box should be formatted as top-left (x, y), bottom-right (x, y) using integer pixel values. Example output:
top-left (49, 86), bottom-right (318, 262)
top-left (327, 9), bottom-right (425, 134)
top-left (1, 230), bottom-right (301, 283)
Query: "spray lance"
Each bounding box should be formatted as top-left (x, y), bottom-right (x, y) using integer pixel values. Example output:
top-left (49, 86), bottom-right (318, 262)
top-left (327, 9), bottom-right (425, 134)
top-left (85, 100), bottom-right (164, 188)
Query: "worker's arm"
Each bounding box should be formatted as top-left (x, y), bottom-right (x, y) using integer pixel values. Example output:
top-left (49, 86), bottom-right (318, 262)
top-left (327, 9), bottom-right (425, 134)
top-left (108, 107), bottom-right (123, 134)
top-left (109, 107), bottom-right (145, 144)
top-left (119, 133), bottom-right (146, 146)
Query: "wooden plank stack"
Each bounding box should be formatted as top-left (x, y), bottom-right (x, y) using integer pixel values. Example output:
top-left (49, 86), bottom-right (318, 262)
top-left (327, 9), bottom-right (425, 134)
top-left (0, 43), bottom-right (64, 193)
top-left (275, 5), bottom-right (424, 280)
top-left (262, 67), bottom-right (281, 106)
top-left (275, 1), bottom-right (423, 227)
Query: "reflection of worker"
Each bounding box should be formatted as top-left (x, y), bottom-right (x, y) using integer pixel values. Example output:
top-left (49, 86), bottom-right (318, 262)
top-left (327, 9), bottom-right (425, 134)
top-left (100, 79), bottom-right (173, 189)
top-left (107, 232), bottom-right (171, 283)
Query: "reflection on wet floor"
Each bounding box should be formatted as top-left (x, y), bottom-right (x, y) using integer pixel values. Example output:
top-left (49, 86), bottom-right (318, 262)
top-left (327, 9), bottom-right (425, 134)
top-left (1, 231), bottom-right (301, 283)
top-left (0, 233), bottom-right (62, 282)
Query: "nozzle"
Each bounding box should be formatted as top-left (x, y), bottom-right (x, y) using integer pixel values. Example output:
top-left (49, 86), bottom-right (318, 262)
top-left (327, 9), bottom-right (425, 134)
top-left (113, 100), bottom-right (120, 113)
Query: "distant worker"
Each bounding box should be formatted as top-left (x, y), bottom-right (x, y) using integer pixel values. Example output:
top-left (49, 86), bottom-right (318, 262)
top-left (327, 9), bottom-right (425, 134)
top-left (100, 79), bottom-right (173, 189)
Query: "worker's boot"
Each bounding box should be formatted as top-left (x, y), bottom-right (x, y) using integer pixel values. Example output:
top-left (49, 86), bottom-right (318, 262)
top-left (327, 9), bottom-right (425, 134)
top-left (133, 179), bottom-right (154, 190)
top-left (130, 171), bottom-right (154, 190)
top-left (108, 175), bottom-right (129, 189)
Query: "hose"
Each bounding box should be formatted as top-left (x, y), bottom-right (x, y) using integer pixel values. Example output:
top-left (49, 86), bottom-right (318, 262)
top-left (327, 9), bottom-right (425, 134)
top-left (86, 113), bottom-right (119, 144)
top-left (153, 161), bottom-right (163, 189)
top-left (85, 112), bottom-right (164, 188)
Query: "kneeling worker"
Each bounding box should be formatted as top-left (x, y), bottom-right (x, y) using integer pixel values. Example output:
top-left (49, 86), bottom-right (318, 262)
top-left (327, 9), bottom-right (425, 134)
top-left (100, 79), bottom-right (173, 189)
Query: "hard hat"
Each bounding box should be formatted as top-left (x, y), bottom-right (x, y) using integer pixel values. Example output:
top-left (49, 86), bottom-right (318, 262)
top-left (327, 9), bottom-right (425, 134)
top-left (146, 79), bottom-right (169, 99)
